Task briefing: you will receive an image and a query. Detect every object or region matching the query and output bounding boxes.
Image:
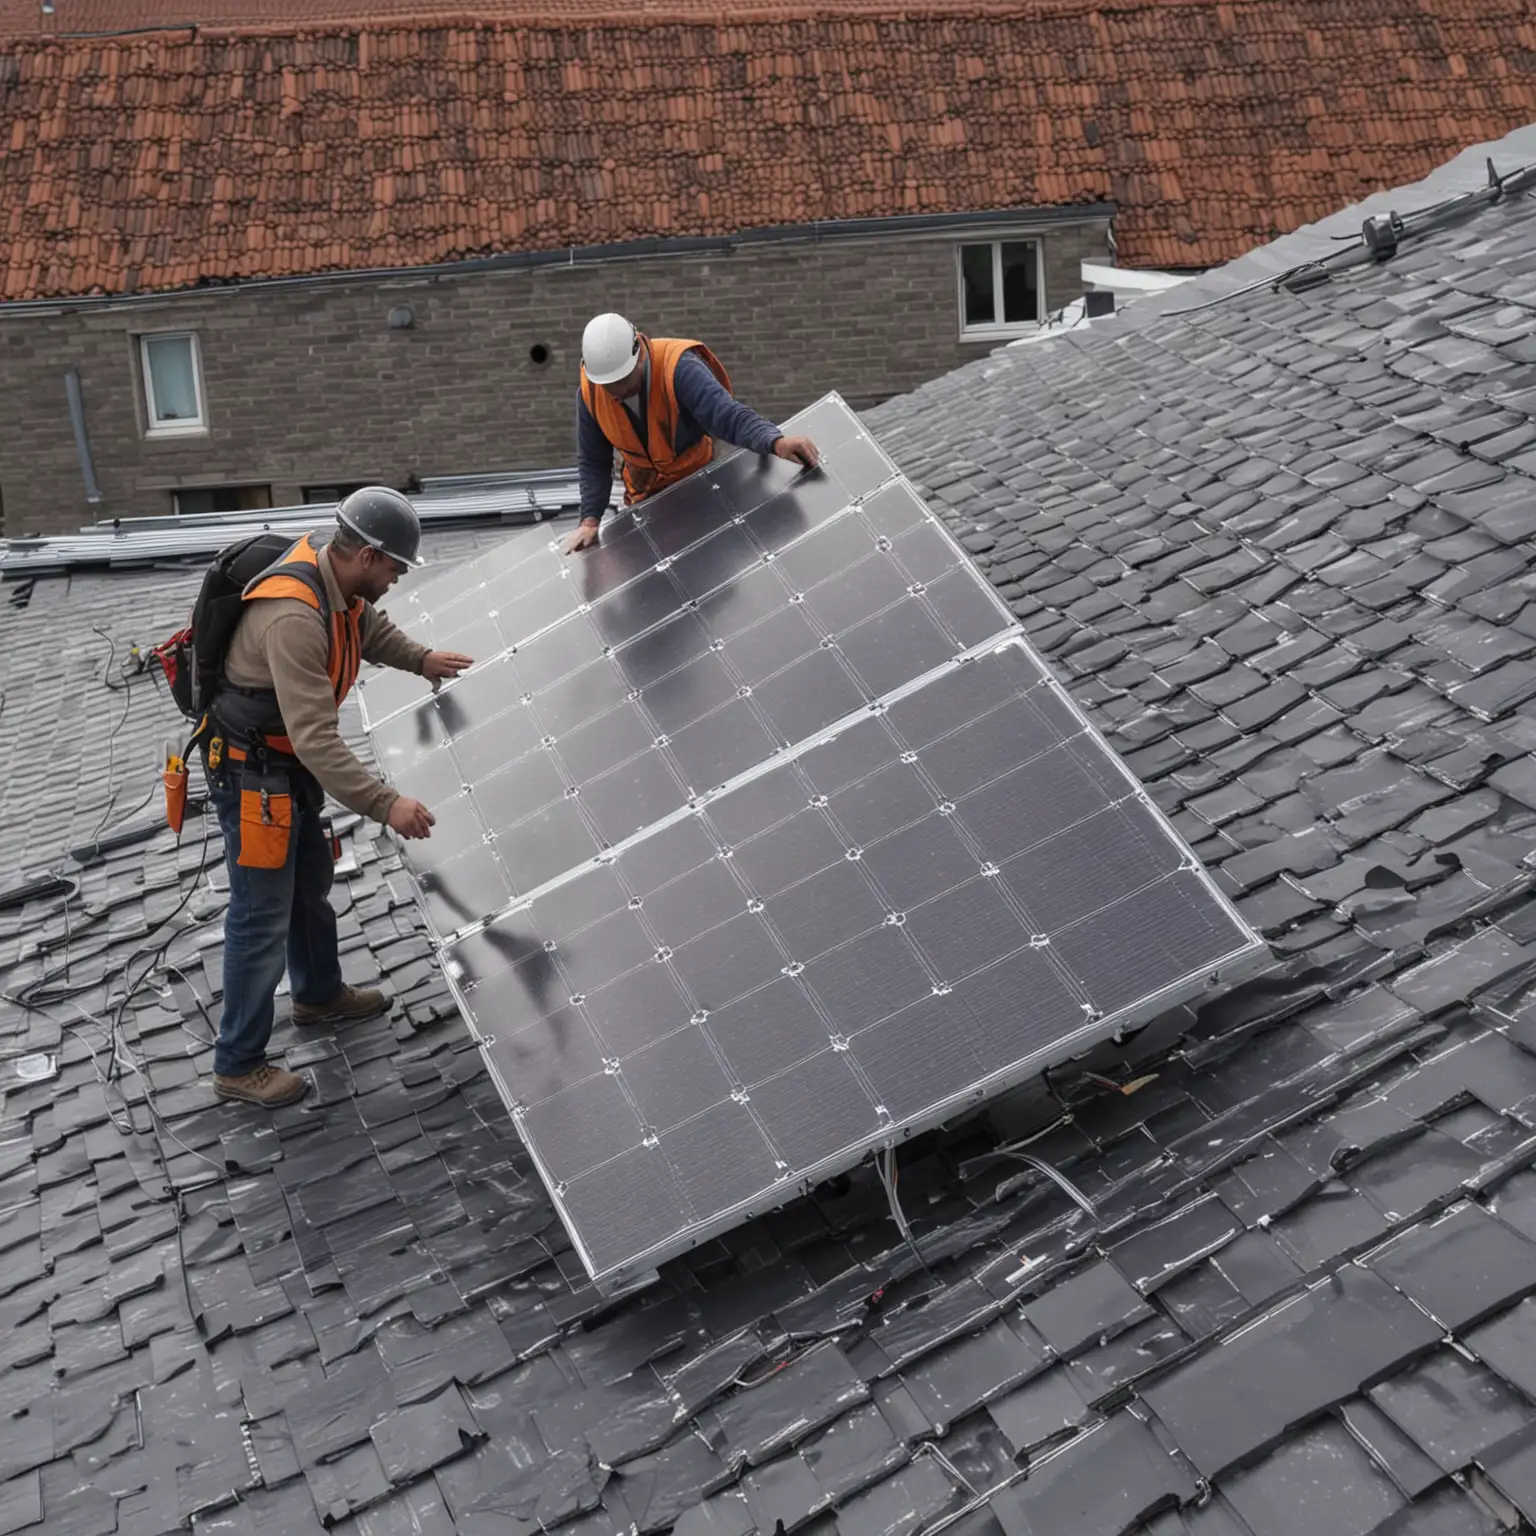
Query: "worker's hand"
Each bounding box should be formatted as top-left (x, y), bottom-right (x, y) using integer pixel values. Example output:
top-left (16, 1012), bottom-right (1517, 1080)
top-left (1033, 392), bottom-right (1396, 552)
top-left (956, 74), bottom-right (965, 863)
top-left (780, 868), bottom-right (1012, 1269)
top-left (422, 650), bottom-right (474, 683)
top-left (387, 797), bottom-right (436, 840)
top-left (563, 522), bottom-right (601, 555)
top-left (773, 435), bottom-right (821, 471)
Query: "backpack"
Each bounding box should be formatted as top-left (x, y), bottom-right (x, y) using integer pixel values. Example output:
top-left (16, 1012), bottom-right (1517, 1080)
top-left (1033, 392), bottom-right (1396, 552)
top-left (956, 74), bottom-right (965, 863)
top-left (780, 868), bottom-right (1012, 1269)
top-left (153, 531), bottom-right (325, 723)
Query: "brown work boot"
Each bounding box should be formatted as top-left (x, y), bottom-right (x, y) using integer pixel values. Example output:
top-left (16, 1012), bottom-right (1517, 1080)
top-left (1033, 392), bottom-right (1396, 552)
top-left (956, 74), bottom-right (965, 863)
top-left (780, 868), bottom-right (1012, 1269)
top-left (291, 985), bottom-right (390, 1028)
top-left (214, 1062), bottom-right (310, 1108)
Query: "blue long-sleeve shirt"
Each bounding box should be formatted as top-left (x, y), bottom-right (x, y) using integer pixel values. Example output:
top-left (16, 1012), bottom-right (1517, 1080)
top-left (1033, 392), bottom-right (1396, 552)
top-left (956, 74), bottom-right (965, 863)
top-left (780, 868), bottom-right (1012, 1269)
top-left (577, 349), bottom-right (783, 524)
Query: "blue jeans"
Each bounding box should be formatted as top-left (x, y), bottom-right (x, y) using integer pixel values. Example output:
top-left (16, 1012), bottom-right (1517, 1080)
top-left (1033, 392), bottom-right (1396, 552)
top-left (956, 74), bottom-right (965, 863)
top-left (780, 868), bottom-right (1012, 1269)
top-left (210, 766), bottom-right (342, 1077)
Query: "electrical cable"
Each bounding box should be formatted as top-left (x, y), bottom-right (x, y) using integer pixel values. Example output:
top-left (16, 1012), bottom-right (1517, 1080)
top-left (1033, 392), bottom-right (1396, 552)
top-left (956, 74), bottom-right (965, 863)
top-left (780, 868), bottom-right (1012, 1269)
top-left (874, 1145), bottom-right (938, 1283)
top-left (1165, 160), bottom-right (1536, 318)
top-left (86, 627), bottom-right (142, 844)
top-left (18, 822), bottom-right (220, 1009)
top-left (984, 1145), bottom-right (1099, 1223)
top-left (103, 856), bottom-right (219, 1093)
top-left (92, 626), bottom-right (130, 692)
top-left (1, 722), bottom-right (221, 1345)
top-left (159, 961), bottom-right (218, 1047)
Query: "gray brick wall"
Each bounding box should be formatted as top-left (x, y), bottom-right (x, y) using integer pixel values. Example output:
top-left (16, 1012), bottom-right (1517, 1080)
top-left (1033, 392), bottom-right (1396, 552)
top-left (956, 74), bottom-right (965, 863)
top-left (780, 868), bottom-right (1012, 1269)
top-left (0, 219), bottom-right (1110, 536)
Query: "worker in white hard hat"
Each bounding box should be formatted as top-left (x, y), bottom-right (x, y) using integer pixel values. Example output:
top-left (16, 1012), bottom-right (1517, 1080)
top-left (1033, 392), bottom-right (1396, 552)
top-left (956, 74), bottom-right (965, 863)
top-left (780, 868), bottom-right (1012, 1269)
top-left (564, 312), bottom-right (821, 554)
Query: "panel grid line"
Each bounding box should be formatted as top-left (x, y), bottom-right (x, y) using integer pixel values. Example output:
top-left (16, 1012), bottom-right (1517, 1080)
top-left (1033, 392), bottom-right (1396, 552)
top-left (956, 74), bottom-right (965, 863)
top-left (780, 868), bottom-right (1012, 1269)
top-left (369, 394), bottom-right (1265, 1287)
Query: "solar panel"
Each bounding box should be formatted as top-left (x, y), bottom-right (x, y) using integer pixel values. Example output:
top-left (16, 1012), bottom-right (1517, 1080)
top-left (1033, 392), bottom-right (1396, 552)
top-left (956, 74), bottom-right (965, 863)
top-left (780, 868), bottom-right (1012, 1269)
top-left (362, 394), bottom-right (1264, 1288)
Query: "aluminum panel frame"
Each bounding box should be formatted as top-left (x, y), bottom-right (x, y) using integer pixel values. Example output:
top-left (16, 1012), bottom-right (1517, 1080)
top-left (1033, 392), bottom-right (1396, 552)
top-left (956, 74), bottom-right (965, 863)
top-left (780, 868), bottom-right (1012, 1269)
top-left (366, 395), bottom-right (1265, 1291)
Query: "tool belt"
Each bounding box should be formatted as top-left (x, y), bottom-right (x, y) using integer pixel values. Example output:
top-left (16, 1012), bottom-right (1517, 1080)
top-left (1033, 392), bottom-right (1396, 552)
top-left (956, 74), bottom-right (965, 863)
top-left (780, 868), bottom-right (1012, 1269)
top-left (207, 719), bottom-right (307, 871)
top-left (231, 759), bottom-right (294, 870)
top-left (166, 712), bottom-right (303, 870)
top-left (160, 703), bottom-right (320, 875)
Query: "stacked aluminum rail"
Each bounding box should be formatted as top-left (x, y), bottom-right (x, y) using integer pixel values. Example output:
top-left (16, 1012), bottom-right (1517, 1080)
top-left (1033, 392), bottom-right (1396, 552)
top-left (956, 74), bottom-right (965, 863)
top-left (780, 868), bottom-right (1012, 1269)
top-left (0, 468), bottom-right (609, 578)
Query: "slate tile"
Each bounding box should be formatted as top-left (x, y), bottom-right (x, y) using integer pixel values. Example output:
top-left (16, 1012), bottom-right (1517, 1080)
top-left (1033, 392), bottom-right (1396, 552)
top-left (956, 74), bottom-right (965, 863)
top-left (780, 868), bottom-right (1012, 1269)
top-left (432, 1424), bottom-right (550, 1528)
top-left (670, 1490), bottom-right (755, 1536)
top-left (583, 1382), bottom-right (686, 1469)
top-left (665, 1333), bottom-right (769, 1420)
top-left (1370, 1348), bottom-right (1536, 1472)
top-left (740, 1453), bottom-right (828, 1535)
top-left (900, 1318), bottom-right (1045, 1429)
top-left (51, 1317), bottom-right (128, 1377)
top-left (0, 1471), bottom-right (41, 1536)
top-left (373, 1308), bottom-right (518, 1404)
top-left (1071, 1313), bottom-right (1190, 1404)
top-left (1352, 1129), bottom-right (1488, 1223)
top-left (616, 1432), bottom-right (733, 1535)
top-left (1156, 1260), bottom-right (1248, 1342)
top-left (1269, 1181), bottom-right (1392, 1272)
top-left (1337, 1397), bottom-right (1445, 1499)
top-left (835, 1456), bottom-right (958, 1536)
top-left (303, 1440), bottom-right (395, 1527)
top-left (1140, 1265), bottom-right (1441, 1479)
top-left (986, 1367), bottom-right (1091, 1459)
top-left (1390, 929), bottom-right (1533, 1015)
top-left (870, 1374), bottom-right (933, 1445)
top-left (1481, 1420), bottom-right (1536, 1525)
top-left (1020, 1260), bottom-right (1153, 1358)
top-left (1368, 1485), bottom-right (1502, 1534)
top-left (280, 1348), bottom-right (396, 1466)
top-left (865, 1277), bottom-right (1001, 1373)
top-left (466, 1445), bottom-right (605, 1530)
top-left (335, 1481), bottom-right (460, 1536)
top-left (1108, 1196), bottom-right (1241, 1294)
top-left (1368, 1201), bottom-right (1536, 1330)
top-left (1472, 1294), bottom-right (1536, 1422)
top-left (562, 1294), bottom-right (702, 1388)
top-left (1451, 660), bottom-right (1536, 721)
top-left (1281, 1098), bottom-right (1422, 1180)
top-left (799, 1401), bottom-right (908, 1503)
top-left (50, 1376), bottom-right (123, 1458)
top-left (29, 1469), bottom-right (115, 1536)
top-left (992, 1412), bottom-right (1197, 1535)
top-left (1220, 1416), bottom-right (1405, 1536)
top-left (369, 1382), bottom-right (484, 1483)
top-left (711, 1343), bottom-right (868, 1469)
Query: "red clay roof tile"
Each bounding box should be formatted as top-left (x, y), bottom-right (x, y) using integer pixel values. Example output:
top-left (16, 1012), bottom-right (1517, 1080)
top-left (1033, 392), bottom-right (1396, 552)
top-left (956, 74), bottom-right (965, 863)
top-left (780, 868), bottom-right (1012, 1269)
top-left (0, 6), bottom-right (1532, 301)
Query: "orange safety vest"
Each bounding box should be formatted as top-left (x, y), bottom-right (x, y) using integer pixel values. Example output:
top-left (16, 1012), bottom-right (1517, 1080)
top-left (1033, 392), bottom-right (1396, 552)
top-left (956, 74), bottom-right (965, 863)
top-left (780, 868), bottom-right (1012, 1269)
top-left (581, 336), bottom-right (732, 506)
top-left (232, 533), bottom-right (363, 758)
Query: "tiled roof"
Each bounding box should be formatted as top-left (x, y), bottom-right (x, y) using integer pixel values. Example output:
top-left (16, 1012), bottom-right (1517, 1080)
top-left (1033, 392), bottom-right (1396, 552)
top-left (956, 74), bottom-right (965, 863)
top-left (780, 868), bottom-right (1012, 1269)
top-left (9, 0), bottom-right (1048, 27)
top-left (2, 4), bottom-right (1536, 300)
top-left (10, 127), bottom-right (1536, 1536)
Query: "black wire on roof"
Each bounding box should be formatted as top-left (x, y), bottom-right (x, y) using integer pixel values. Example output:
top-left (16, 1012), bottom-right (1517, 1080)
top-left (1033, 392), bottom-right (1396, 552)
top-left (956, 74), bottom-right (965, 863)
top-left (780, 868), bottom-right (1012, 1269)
top-left (1165, 155), bottom-right (1536, 318)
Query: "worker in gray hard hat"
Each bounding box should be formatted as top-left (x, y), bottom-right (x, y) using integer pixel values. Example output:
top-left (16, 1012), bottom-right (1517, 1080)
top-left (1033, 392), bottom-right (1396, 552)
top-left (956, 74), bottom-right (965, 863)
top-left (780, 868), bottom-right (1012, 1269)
top-left (564, 312), bottom-right (821, 554)
top-left (204, 486), bottom-right (474, 1109)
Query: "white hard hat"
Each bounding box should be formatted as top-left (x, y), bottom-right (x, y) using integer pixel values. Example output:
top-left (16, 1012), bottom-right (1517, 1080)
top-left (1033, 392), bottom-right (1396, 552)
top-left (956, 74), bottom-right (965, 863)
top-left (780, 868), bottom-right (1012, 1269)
top-left (582, 312), bottom-right (640, 386)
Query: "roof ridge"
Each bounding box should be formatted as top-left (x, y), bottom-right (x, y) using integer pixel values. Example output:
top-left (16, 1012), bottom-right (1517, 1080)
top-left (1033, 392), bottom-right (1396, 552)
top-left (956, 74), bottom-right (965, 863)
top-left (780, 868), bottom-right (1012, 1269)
top-left (1, 0), bottom-right (1499, 42)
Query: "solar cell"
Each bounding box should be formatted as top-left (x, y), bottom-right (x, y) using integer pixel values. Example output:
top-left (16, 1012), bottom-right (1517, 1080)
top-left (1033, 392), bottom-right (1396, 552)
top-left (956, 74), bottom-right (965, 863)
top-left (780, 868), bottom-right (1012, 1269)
top-left (368, 395), bottom-right (1264, 1287)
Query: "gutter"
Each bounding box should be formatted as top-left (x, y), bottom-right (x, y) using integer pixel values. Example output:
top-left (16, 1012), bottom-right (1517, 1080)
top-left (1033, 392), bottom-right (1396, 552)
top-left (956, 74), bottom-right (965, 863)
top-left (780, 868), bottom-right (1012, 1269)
top-left (0, 203), bottom-right (1117, 316)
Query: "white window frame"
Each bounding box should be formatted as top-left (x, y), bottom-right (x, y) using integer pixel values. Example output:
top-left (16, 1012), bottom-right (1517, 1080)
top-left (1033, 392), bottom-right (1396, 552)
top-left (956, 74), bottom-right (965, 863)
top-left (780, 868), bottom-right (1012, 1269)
top-left (956, 238), bottom-right (1046, 340)
top-left (139, 332), bottom-right (207, 436)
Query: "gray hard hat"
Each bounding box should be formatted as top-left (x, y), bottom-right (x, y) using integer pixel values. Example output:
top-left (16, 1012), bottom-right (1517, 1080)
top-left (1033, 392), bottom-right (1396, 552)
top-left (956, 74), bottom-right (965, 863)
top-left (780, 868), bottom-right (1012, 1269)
top-left (336, 486), bottom-right (425, 568)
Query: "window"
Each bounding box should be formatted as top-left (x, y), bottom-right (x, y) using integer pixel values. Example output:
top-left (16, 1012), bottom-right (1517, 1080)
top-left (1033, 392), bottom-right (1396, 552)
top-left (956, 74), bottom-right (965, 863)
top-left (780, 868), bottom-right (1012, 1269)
top-left (172, 485), bottom-right (272, 517)
top-left (957, 240), bottom-right (1043, 337)
top-left (140, 333), bottom-right (206, 434)
top-left (303, 483), bottom-right (372, 504)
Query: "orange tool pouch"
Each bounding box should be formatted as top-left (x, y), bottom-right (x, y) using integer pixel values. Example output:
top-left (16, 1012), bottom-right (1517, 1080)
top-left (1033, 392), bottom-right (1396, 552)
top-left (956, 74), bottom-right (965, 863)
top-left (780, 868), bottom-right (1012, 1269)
top-left (163, 761), bottom-right (189, 838)
top-left (164, 723), bottom-right (206, 840)
top-left (236, 767), bottom-right (293, 871)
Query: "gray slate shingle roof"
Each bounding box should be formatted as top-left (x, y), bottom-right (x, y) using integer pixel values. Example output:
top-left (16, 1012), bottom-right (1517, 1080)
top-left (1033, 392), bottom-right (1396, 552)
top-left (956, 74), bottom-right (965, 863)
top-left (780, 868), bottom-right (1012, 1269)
top-left (9, 127), bottom-right (1536, 1536)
